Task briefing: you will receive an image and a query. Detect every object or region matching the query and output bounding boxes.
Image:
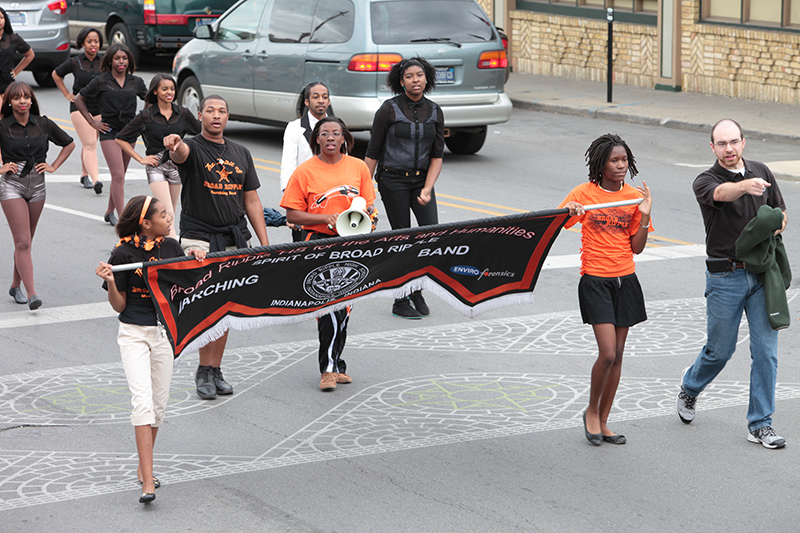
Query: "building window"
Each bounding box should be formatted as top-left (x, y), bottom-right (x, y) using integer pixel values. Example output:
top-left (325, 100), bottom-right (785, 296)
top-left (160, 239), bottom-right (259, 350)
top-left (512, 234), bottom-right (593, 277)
top-left (540, 0), bottom-right (655, 10)
top-left (702, 0), bottom-right (800, 27)
top-left (519, 0), bottom-right (658, 24)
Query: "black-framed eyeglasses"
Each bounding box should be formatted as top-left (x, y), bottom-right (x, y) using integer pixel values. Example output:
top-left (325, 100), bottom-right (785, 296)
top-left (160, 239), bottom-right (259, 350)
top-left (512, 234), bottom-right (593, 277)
top-left (714, 139), bottom-right (742, 148)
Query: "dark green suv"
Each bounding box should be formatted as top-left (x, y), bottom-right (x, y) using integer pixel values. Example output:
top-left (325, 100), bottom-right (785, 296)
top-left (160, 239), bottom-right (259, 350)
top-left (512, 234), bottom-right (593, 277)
top-left (66, 0), bottom-right (237, 62)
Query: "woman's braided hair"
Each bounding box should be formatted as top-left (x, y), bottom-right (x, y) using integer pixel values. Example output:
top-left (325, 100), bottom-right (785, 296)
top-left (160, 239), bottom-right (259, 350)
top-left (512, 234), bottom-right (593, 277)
top-left (584, 133), bottom-right (638, 184)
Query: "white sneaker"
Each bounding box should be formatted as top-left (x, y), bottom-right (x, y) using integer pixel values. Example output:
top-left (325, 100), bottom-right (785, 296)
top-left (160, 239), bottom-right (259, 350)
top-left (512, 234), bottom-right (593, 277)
top-left (747, 426), bottom-right (786, 449)
top-left (677, 366), bottom-right (696, 424)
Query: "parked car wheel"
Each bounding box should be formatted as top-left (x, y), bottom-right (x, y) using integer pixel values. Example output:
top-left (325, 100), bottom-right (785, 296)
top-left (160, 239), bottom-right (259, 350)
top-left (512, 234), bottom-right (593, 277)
top-left (33, 68), bottom-right (56, 88)
top-left (445, 126), bottom-right (487, 155)
top-left (109, 22), bottom-right (141, 65)
top-left (178, 76), bottom-right (203, 116)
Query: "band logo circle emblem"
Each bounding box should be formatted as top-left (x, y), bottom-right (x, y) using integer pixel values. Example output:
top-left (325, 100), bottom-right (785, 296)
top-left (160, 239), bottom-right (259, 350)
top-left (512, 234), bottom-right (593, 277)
top-left (304, 261), bottom-right (369, 300)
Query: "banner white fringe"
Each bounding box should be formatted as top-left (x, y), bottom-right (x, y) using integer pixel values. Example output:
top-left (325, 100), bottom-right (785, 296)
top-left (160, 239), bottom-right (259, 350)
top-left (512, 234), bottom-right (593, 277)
top-left (180, 277), bottom-right (536, 354)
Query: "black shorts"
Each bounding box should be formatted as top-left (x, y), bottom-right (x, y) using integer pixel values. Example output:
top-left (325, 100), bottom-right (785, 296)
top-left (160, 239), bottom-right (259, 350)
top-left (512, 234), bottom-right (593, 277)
top-left (578, 273), bottom-right (647, 327)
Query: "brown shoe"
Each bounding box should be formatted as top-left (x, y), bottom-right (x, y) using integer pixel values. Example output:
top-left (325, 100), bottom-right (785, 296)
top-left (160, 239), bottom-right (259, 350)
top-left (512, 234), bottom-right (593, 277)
top-left (335, 372), bottom-right (352, 384)
top-left (320, 372), bottom-right (337, 391)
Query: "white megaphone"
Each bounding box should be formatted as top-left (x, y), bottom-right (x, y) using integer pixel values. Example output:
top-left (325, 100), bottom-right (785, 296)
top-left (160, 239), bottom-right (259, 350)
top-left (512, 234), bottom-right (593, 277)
top-left (335, 196), bottom-right (372, 236)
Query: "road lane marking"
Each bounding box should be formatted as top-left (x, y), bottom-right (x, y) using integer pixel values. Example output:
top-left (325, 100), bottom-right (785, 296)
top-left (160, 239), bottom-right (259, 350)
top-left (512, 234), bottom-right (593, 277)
top-left (437, 193), bottom-right (529, 213)
top-left (48, 170), bottom-right (146, 183)
top-left (253, 156), bottom-right (280, 165)
top-left (543, 243), bottom-right (706, 269)
top-left (45, 203), bottom-right (105, 221)
top-left (437, 201), bottom-right (506, 216)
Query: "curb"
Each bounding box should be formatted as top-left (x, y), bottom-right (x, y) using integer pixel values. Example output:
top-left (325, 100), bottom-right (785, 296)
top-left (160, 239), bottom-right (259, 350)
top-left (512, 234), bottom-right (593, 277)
top-left (510, 98), bottom-right (800, 146)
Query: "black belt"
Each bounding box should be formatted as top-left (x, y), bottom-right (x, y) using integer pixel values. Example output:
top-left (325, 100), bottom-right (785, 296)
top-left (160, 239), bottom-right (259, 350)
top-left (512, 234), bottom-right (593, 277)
top-left (382, 167), bottom-right (425, 177)
top-left (706, 258), bottom-right (745, 273)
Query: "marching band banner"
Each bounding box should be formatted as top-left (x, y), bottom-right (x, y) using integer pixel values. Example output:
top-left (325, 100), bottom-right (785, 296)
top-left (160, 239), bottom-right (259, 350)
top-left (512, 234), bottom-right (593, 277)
top-left (143, 209), bottom-right (571, 356)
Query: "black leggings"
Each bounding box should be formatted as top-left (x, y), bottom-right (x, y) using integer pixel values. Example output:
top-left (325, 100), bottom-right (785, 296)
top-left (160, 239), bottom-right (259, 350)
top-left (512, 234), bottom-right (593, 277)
top-left (308, 231), bottom-right (351, 373)
top-left (317, 307), bottom-right (350, 374)
top-left (377, 173), bottom-right (438, 230)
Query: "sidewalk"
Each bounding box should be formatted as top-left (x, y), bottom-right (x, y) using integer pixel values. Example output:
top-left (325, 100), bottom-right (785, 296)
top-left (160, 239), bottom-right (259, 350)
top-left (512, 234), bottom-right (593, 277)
top-left (505, 72), bottom-right (800, 177)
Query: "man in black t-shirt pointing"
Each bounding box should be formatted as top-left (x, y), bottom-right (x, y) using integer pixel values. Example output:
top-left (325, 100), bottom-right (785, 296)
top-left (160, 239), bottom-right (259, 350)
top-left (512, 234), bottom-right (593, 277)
top-left (164, 95), bottom-right (269, 400)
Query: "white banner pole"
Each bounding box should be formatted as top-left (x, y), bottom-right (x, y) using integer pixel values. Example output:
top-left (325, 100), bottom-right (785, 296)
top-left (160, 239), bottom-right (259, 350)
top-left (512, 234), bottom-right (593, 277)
top-left (581, 198), bottom-right (643, 211)
top-left (111, 262), bottom-right (143, 273)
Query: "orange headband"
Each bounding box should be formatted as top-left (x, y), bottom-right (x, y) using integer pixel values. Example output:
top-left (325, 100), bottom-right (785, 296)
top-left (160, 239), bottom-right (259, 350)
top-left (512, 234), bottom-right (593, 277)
top-left (139, 196), bottom-right (153, 225)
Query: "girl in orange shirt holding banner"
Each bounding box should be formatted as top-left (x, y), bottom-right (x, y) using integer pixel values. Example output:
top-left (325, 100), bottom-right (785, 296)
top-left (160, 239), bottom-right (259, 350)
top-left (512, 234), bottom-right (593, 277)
top-left (559, 133), bottom-right (653, 446)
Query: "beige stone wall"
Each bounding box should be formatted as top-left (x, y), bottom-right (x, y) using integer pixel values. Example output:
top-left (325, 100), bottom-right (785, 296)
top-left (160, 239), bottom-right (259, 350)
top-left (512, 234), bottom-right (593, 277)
top-left (510, 10), bottom-right (658, 88)
top-left (476, 0), bottom-right (493, 19)
top-left (508, 1), bottom-right (800, 105)
top-left (680, 0), bottom-right (800, 105)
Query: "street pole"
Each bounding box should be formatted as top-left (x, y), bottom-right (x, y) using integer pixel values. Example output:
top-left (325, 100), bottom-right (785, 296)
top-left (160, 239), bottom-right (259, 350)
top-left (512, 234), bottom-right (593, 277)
top-left (607, 7), bottom-right (613, 103)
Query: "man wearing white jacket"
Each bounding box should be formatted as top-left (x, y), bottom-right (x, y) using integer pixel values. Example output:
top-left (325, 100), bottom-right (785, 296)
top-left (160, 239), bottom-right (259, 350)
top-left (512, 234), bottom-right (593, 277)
top-left (279, 81), bottom-right (331, 241)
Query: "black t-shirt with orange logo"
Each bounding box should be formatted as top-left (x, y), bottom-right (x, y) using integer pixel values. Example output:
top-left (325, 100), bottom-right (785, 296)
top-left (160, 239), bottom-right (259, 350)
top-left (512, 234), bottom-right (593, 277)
top-left (173, 135), bottom-right (261, 244)
top-left (105, 238), bottom-right (184, 326)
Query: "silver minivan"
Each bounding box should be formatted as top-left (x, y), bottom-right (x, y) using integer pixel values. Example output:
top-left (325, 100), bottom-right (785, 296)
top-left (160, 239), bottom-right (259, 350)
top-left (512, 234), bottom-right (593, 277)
top-left (173, 0), bottom-right (511, 154)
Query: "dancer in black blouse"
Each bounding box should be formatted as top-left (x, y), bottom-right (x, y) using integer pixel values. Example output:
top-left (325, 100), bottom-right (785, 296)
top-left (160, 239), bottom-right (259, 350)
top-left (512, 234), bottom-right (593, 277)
top-left (0, 82), bottom-right (74, 309)
top-left (0, 8), bottom-right (34, 94)
top-left (75, 43), bottom-right (147, 226)
top-left (96, 195), bottom-right (206, 504)
top-left (116, 74), bottom-right (200, 238)
top-left (52, 27), bottom-right (104, 193)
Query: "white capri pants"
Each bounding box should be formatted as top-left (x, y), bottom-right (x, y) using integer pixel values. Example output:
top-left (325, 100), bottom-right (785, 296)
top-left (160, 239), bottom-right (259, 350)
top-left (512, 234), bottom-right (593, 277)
top-left (118, 322), bottom-right (174, 427)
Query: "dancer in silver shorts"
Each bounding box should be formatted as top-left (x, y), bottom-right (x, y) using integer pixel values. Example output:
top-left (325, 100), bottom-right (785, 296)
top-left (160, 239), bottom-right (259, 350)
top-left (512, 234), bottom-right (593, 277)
top-left (0, 82), bottom-right (74, 309)
top-left (116, 74), bottom-right (200, 239)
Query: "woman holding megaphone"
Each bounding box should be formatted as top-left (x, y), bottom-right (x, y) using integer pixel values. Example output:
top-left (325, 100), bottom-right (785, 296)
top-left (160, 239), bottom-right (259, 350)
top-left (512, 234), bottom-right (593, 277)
top-left (280, 116), bottom-right (376, 392)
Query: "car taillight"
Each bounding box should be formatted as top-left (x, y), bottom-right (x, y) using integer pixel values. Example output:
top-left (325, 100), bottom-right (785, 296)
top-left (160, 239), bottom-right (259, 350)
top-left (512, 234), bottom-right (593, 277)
top-left (144, 0), bottom-right (156, 25)
top-left (47, 0), bottom-right (67, 14)
top-left (348, 54), bottom-right (402, 72)
top-left (478, 51), bottom-right (508, 69)
top-left (56, 42), bottom-right (70, 50)
top-left (501, 37), bottom-right (508, 51)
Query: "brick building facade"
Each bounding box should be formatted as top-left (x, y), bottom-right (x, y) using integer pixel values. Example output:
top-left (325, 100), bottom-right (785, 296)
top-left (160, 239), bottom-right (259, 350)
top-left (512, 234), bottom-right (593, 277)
top-left (496, 1), bottom-right (800, 105)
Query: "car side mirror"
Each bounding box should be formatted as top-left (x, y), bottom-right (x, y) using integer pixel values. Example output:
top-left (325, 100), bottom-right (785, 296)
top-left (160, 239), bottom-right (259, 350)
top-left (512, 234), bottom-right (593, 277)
top-left (194, 24), bottom-right (213, 40)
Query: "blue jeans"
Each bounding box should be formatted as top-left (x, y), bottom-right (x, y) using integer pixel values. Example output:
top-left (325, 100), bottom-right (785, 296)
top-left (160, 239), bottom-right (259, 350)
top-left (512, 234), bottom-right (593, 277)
top-left (682, 269), bottom-right (778, 431)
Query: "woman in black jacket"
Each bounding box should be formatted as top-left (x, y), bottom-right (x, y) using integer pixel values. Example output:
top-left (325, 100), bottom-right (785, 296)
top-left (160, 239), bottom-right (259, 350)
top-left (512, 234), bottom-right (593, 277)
top-left (365, 57), bottom-right (444, 319)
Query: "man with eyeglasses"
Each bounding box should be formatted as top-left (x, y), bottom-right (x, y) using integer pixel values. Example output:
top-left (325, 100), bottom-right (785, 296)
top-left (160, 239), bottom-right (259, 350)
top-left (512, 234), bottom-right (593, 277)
top-left (677, 118), bottom-right (788, 449)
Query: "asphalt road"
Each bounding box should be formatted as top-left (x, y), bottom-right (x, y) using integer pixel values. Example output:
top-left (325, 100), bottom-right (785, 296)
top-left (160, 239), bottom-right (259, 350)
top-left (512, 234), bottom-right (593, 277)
top-left (2, 57), bottom-right (800, 531)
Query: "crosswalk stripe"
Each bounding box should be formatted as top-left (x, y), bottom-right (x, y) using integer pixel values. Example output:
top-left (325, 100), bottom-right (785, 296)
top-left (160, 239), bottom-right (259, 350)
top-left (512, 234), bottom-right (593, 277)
top-left (0, 302), bottom-right (116, 329)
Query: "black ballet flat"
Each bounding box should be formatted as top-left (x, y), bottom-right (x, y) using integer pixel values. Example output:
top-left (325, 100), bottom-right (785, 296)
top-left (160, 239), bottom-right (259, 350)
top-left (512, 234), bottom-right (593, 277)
top-left (139, 492), bottom-right (156, 504)
top-left (583, 411), bottom-right (602, 446)
top-left (27, 295), bottom-right (42, 310)
top-left (602, 434), bottom-right (627, 445)
top-left (138, 477), bottom-right (160, 489)
top-left (94, 180), bottom-right (103, 194)
top-left (9, 286), bottom-right (26, 304)
top-left (104, 212), bottom-right (117, 226)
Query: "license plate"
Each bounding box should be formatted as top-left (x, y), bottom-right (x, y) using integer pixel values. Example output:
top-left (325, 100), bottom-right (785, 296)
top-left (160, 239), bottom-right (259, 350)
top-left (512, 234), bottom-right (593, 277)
top-left (8, 12), bottom-right (27, 26)
top-left (435, 67), bottom-right (455, 85)
top-left (195, 18), bottom-right (214, 28)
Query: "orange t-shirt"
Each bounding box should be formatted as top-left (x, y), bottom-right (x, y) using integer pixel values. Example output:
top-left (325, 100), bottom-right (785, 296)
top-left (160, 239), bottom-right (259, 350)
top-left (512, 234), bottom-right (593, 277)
top-left (280, 155), bottom-right (376, 236)
top-left (558, 181), bottom-right (653, 277)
